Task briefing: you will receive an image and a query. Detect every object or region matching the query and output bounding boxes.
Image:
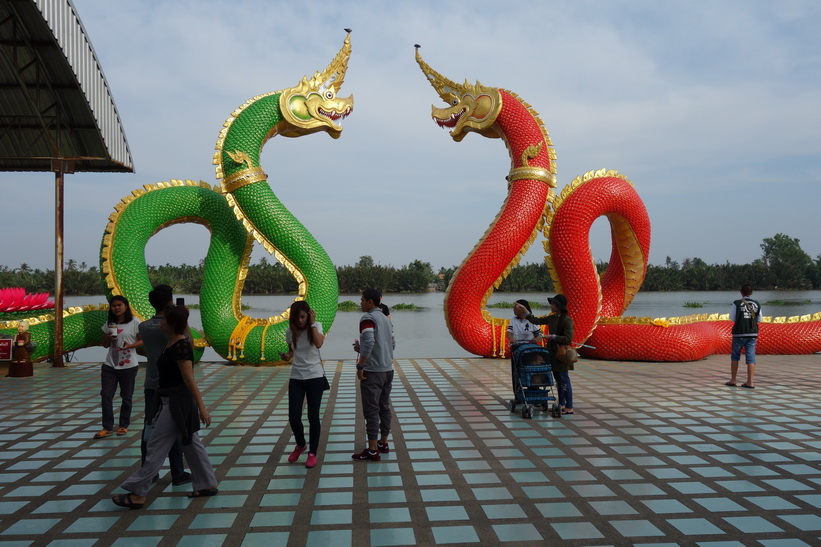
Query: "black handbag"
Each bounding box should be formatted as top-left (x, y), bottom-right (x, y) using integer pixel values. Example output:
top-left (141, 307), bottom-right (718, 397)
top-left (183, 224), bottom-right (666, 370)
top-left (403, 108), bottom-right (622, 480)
top-left (319, 348), bottom-right (330, 391)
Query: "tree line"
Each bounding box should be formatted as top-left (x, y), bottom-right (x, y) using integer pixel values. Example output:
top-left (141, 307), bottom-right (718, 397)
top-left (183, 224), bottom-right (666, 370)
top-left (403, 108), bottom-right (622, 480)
top-left (2, 234), bottom-right (819, 296)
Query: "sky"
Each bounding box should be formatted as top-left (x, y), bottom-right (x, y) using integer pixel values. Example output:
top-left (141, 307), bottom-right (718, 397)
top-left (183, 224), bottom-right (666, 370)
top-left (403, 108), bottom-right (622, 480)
top-left (2, 0), bottom-right (820, 275)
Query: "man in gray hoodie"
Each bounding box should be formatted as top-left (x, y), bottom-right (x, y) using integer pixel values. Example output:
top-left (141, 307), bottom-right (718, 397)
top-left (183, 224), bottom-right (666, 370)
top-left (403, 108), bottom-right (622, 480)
top-left (352, 288), bottom-right (395, 462)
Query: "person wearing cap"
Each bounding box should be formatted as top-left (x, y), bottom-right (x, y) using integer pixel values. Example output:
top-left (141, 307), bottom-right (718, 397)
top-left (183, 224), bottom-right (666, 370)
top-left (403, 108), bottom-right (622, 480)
top-left (516, 294), bottom-right (575, 415)
top-left (506, 299), bottom-right (543, 392)
top-left (506, 299), bottom-right (541, 347)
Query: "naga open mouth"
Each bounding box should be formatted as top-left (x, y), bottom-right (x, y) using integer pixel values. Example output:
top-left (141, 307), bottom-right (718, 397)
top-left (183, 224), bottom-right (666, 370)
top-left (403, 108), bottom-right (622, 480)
top-left (319, 106), bottom-right (352, 122)
top-left (435, 109), bottom-right (465, 128)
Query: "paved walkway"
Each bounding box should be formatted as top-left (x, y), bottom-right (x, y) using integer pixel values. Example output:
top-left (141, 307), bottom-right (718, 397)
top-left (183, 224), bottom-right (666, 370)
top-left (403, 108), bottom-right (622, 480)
top-left (1, 354), bottom-right (820, 546)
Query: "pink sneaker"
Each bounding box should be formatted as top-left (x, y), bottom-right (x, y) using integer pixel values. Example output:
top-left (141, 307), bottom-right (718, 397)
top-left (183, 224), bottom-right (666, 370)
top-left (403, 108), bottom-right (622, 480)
top-left (305, 453), bottom-right (317, 468)
top-left (287, 445), bottom-right (306, 463)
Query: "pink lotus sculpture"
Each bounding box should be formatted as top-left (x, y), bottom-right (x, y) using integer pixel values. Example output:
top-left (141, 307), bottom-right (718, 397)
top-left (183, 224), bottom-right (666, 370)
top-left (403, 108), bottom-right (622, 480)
top-left (0, 288), bottom-right (55, 312)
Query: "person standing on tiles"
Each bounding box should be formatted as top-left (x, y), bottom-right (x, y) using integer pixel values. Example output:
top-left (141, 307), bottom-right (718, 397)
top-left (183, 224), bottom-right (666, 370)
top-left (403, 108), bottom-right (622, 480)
top-left (137, 285), bottom-right (191, 485)
top-left (726, 283), bottom-right (762, 389)
top-left (352, 288), bottom-right (395, 462)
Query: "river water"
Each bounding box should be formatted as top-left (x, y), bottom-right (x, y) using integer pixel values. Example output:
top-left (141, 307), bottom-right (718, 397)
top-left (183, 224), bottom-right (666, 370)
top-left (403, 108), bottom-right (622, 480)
top-left (65, 290), bottom-right (821, 362)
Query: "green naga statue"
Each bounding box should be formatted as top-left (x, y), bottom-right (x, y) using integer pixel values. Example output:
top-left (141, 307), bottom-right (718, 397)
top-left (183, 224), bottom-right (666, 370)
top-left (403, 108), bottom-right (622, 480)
top-left (1, 31), bottom-right (354, 365)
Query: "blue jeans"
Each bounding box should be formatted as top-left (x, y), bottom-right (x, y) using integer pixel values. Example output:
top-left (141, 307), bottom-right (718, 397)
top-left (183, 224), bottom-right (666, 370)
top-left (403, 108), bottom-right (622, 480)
top-left (553, 370), bottom-right (573, 409)
top-left (731, 337), bottom-right (757, 364)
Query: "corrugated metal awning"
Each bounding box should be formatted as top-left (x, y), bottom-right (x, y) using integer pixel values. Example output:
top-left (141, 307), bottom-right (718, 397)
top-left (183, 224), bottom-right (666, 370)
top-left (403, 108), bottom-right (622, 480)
top-left (0, 0), bottom-right (133, 173)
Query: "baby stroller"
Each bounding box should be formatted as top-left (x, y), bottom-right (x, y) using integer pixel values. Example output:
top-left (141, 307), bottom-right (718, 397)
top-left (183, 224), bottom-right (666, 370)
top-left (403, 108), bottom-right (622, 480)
top-left (508, 343), bottom-right (560, 419)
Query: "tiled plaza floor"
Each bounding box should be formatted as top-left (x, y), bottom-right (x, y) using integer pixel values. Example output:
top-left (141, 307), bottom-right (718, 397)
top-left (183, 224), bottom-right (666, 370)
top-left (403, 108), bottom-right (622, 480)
top-left (1, 353), bottom-right (820, 546)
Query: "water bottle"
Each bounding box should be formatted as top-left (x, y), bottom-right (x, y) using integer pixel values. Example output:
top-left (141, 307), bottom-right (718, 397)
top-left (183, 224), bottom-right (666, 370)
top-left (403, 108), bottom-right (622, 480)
top-left (108, 322), bottom-right (119, 364)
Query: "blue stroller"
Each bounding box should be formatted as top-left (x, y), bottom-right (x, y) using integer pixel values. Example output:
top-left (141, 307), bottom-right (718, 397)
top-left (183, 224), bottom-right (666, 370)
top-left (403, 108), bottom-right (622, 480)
top-left (508, 343), bottom-right (560, 419)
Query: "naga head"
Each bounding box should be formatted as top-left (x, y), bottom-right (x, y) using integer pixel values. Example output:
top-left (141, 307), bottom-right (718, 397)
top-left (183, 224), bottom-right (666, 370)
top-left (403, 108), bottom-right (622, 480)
top-left (414, 45), bottom-right (501, 142)
top-left (279, 30), bottom-right (354, 139)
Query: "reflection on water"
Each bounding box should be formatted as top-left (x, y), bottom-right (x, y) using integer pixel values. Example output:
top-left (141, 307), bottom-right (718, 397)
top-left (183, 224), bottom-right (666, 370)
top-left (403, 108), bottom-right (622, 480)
top-left (65, 291), bottom-right (821, 362)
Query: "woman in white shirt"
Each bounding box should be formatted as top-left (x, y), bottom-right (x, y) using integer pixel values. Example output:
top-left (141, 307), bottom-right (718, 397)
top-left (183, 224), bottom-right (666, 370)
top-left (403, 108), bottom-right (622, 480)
top-left (281, 300), bottom-right (326, 468)
top-left (95, 295), bottom-right (141, 439)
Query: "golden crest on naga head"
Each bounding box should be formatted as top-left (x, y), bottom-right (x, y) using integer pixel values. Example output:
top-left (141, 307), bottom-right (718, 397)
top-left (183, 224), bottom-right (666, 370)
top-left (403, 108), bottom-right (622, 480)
top-left (414, 45), bottom-right (502, 142)
top-left (279, 30), bottom-right (355, 139)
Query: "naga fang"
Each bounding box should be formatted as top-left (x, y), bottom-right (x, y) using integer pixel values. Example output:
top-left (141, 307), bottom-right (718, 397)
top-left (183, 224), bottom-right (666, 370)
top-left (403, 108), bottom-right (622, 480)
top-left (416, 46), bottom-right (821, 361)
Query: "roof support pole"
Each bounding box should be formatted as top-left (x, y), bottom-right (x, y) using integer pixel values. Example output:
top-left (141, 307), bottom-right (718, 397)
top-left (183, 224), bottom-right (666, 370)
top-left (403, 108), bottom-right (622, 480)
top-left (51, 159), bottom-right (72, 367)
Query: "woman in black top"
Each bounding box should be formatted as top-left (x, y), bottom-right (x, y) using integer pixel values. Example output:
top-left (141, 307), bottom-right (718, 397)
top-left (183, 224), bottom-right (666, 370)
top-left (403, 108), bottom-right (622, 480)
top-left (112, 305), bottom-right (218, 509)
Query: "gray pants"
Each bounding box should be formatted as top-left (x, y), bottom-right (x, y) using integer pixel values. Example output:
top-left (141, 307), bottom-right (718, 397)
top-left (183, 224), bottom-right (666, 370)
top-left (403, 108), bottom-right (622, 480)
top-left (120, 397), bottom-right (216, 497)
top-left (360, 370), bottom-right (394, 441)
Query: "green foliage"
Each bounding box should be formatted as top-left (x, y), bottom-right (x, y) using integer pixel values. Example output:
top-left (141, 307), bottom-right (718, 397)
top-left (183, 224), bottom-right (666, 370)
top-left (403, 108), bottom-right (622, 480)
top-left (391, 303), bottom-right (418, 310)
top-left (4, 233), bottom-right (820, 296)
top-left (337, 256), bottom-right (395, 294)
top-left (760, 233), bottom-right (813, 289)
top-left (0, 261), bottom-right (102, 295)
top-left (640, 234), bottom-right (816, 291)
top-left (496, 262), bottom-right (553, 292)
top-left (243, 258), bottom-right (298, 293)
top-left (810, 254), bottom-right (821, 289)
top-left (336, 256), bottom-right (437, 293)
top-left (436, 267), bottom-right (456, 292)
top-left (147, 262), bottom-right (203, 295)
top-left (64, 260), bottom-right (105, 295)
top-left (766, 299), bottom-right (810, 306)
top-left (683, 302), bottom-right (705, 308)
top-left (393, 260), bottom-right (435, 293)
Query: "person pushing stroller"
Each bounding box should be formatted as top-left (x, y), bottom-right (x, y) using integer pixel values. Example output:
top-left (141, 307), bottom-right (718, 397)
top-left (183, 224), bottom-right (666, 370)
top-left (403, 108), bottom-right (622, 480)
top-left (516, 294), bottom-right (575, 415)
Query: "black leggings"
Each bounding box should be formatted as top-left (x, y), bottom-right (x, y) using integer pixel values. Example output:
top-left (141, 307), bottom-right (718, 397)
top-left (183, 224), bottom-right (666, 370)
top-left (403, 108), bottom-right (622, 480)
top-left (288, 377), bottom-right (325, 454)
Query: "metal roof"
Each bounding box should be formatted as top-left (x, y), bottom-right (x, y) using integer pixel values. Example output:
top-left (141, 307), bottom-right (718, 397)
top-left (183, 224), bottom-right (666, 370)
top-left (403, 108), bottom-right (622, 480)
top-left (0, 0), bottom-right (133, 172)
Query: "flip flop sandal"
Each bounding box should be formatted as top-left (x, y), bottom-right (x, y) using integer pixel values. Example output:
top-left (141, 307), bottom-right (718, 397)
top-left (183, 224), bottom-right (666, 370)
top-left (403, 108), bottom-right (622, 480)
top-left (725, 382), bottom-right (737, 387)
top-left (112, 493), bottom-right (144, 509)
top-left (188, 488), bottom-right (219, 498)
top-left (741, 384), bottom-right (755, 389)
